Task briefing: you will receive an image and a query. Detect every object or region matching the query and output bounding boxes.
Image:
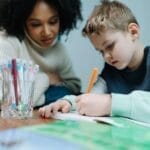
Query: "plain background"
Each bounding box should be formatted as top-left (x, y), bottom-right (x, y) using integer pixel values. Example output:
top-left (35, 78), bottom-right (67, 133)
top-left (62, 0), bottom-right (150, 92)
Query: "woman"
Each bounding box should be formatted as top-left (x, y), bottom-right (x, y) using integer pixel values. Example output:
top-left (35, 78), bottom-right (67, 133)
top-left (0, 0), bottom-right (82, 107)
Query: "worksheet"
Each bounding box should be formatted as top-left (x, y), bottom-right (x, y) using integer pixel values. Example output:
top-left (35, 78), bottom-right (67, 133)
top-left (51, 111), bottom-right (123, 127)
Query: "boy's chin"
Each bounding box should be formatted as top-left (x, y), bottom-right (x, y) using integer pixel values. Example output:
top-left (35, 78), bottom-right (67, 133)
top-left (113, 65), bottom-right (127, 70)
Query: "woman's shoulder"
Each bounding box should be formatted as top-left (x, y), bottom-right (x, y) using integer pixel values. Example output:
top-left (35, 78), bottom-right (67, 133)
top-left (0, 32), bottom-right (20, 44)
top-left (51, 41), bottom-right (68, 54)
top-left (0, 32), bottom-right (22, 51)
top-left (54, 41), bottom-right (66, 50)
top-left (0, 32), bottom-right (23, 56)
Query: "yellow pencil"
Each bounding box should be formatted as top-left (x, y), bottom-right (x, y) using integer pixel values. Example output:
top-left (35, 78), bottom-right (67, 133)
top-left (86, 67), bottom-right (99, 93)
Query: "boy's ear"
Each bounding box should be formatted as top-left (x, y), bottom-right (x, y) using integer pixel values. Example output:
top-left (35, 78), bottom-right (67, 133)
top-left (128, 23), bottom-right (139, 40)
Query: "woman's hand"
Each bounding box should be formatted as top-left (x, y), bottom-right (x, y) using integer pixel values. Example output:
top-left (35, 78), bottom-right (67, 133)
top-left (47, 72), bottom-right (62, 85)
top-left (75, 93), bottom-right (112, 117)
top-left (39, 100), bottom-right (71, 118)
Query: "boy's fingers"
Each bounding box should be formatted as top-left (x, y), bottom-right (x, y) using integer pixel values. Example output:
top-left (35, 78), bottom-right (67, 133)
top-left (75, 96), bottom-right (81, 103)
top-left (77, 105), bottom-right (86, 115)
top-left (39, 100), bottom-right (71, 118)
top-left (44, 104), bottom-right (53, 118)
top-left (62, 104), bottom-right (70, 113)
top-left (39, 106), bottom-right (49, 117)
top-left (39, 107), bottom-right (45, 117)
top-left (78, 109), bottom-right (85, 115)
top-left (76, 102), bottom-right (81, 113)
top-left (52, 101), bottom-right (63, 114)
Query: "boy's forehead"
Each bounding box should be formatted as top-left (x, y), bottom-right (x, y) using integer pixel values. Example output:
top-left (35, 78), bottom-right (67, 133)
top-left (88, 31), bottom-right (109, 43)
top-left (88, 30), bottom-right (119, 48)
top-left (88, 33), bottom-right (105, 48)
top-left (88, 30), bottom-right (120, 41)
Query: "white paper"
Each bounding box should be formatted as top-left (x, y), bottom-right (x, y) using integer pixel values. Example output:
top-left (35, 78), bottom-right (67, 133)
top-left (52, 111), bottom-right (123, 127)
top-left (125, 118), bottom-right (150, 128)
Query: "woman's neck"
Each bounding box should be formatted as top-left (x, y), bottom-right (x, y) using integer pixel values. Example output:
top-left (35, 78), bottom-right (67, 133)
top-left (24, 30), bottom-right (57, 53)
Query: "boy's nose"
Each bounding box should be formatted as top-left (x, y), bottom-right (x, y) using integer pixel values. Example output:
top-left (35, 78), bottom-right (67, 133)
top-left (104, 52), bottom-right (112, 60)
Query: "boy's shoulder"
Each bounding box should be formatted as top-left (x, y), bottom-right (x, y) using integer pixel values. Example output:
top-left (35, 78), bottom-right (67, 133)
top-left (144, 46), bottom-right (150, 59)
top-left (144, 46), bottom-right (150, 57)
top-left (145, 46), bottom-right (150, 51)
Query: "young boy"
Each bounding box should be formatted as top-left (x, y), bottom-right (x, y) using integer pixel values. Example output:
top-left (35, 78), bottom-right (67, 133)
top-left (39, 0), bottom-right (150, 123)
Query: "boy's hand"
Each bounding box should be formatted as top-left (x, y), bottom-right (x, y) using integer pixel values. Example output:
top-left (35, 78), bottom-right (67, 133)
top-left (75, 93), bottom-right (112, 117)
top-left (39, 100), bottom-right (71, 118)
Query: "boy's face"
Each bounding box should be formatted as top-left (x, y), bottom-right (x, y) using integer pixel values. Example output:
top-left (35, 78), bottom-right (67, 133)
top-left (88, 28), bottom-right (140, 70)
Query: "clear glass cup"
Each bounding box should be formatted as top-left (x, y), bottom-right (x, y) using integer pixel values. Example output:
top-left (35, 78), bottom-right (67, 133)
top-left (0, 78), bottom-right (34, 119)
top-left (0, 59), bottom-right (39, 119)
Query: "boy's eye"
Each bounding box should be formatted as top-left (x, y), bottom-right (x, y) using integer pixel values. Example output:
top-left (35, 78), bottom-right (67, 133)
top-left (106, 42), bottom-right (114, 50)
top-left (99, 50), bottom-right (104, 56)
top-left (95, 48), bottom-right (104, 56)
top-left (101, 52), bottom-right (104, 56)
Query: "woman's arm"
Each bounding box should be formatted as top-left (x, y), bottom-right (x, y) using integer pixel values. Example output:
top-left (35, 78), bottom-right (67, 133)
top-left (58, 44), bottom-right (81, 94)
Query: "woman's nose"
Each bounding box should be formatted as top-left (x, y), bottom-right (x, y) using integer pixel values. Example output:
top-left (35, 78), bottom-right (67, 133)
top-left (42, 25), bottom-right (51, 36)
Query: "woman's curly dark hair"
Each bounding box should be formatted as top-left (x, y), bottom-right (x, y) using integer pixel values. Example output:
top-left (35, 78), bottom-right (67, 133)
top-left (0, 0), bottom-right (82, 40)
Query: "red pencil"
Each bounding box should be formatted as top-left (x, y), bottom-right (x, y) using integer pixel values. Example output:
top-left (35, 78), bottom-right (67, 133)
top-left (12, 59), bottom-right (19, 106)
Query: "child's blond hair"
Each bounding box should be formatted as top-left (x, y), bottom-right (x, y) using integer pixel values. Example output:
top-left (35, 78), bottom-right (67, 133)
top-left (83, 0), bottom-right (139, 36)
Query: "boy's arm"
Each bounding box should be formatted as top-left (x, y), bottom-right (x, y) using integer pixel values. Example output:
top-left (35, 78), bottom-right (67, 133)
top-left (111, 90), bottom-right (150, 123)
top-left (60, 76), bottom-right (107, 111)
top-left (61, 95), bottom-right (77, 111)
top-left (91, 76), bottom-right (107, 94)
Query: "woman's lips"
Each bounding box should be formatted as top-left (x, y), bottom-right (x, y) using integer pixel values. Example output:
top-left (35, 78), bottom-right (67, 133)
top-left (41, 38), bottom-right (53, 44)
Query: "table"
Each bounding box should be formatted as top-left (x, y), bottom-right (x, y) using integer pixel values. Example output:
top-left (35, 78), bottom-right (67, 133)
top-left (0, 111), bottom-right (150, 150)
top-left (21, 117), bottom-right (150, 150)
top-left (0, 110), bottom-right (54, 131)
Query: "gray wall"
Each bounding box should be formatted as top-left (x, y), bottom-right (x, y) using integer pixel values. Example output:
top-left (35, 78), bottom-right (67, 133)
top-left (62, 0), bottom-right (150, 92)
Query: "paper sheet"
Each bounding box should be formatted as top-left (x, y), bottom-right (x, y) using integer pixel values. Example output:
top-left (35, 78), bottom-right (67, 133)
top-left (125, 118), bottom-right (150, 128)
top-left (52, 111), bottom-right (123, 127)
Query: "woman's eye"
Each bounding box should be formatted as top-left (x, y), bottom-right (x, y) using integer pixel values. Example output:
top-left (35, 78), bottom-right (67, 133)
top-left (49, 17), bottom-right (59, 25)
top-left (30, 23), bottom-right (41, 27)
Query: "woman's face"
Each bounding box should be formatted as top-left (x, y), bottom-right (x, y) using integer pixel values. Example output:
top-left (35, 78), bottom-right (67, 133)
top-left (26, 1), bottom-right (60, 47)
